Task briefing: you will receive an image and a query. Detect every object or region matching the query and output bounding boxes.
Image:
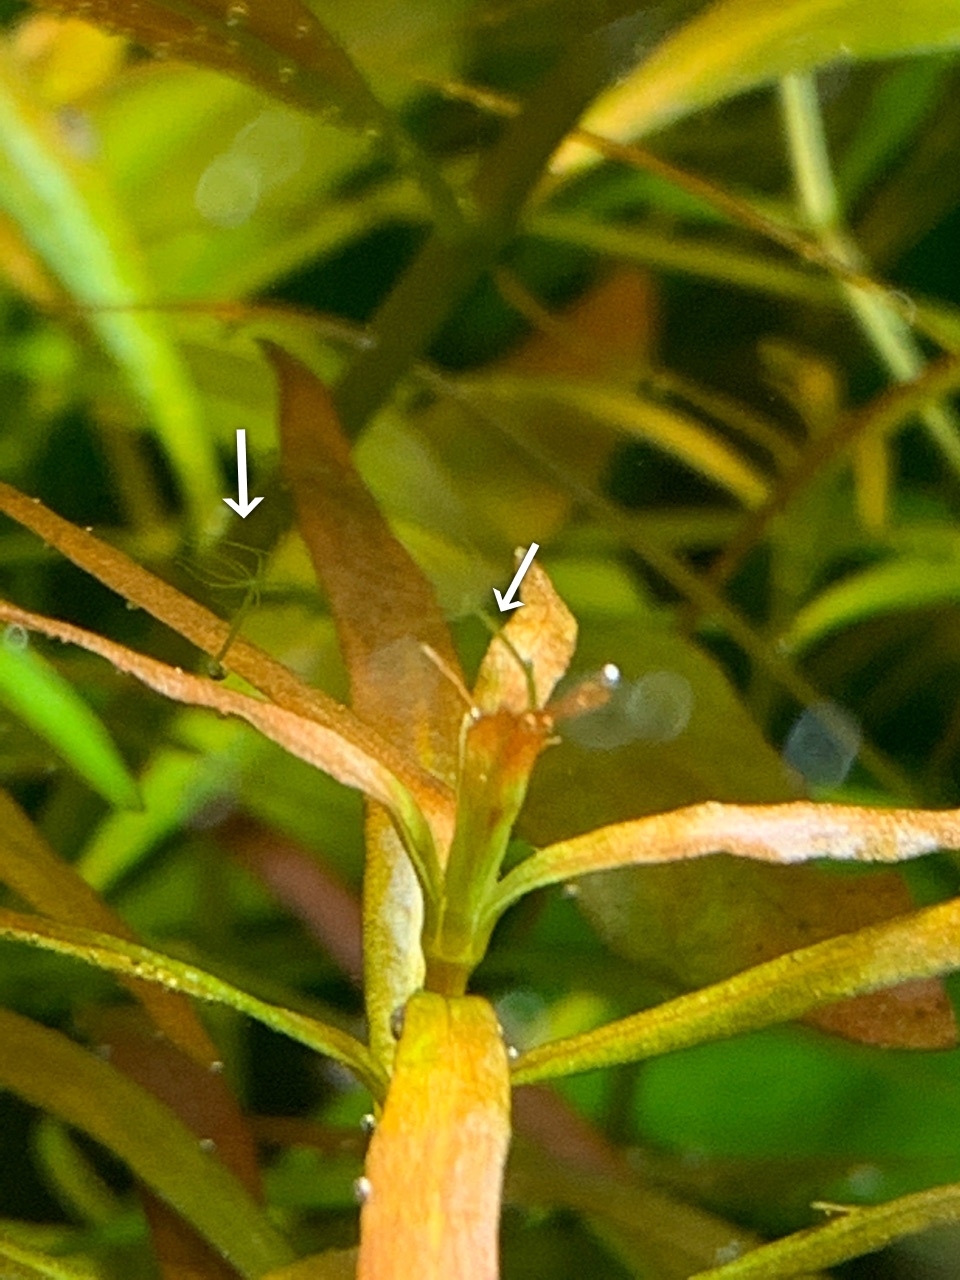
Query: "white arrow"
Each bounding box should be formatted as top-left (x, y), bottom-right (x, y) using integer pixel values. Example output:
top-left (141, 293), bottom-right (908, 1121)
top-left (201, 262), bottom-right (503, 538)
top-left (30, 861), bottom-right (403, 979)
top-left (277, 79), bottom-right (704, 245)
top-left (494, 542), bottom-right (539, 612)
top-left (223, 429), bottom-right (263, 518)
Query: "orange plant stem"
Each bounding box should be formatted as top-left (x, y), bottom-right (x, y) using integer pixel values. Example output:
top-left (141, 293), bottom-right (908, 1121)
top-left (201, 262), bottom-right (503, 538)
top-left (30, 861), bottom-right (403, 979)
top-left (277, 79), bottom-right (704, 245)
top-left (358, 993), bottom-right (510, 1280)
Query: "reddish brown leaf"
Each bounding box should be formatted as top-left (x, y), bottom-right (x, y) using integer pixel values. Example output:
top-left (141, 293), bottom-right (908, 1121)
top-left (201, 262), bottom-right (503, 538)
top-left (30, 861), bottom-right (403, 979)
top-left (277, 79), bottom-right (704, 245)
top-left (266, 341), bottom-right (465, 1065)
top-left (30, 0), bottom-right (381, 125)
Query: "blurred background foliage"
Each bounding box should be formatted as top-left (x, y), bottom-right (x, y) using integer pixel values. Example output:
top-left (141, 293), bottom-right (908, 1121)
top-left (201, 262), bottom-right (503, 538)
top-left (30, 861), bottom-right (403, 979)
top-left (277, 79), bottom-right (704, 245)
top-left (1, 0), bottom-right (960, 1276)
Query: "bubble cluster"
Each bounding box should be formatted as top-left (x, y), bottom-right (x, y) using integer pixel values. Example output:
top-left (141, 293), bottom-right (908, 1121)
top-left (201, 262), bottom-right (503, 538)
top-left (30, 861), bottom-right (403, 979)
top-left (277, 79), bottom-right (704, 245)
top-left (560, 667), bottom-right (694, 751)
top-left (782, 700), bottom-right (861, 788)
top-left (194, 109), bottom-right (306, 228)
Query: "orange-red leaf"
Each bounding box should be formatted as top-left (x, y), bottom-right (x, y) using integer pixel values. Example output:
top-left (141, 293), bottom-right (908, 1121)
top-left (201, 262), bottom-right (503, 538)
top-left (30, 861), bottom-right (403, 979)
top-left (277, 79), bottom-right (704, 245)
top-left (358, 993), bottom-right (510, 1280)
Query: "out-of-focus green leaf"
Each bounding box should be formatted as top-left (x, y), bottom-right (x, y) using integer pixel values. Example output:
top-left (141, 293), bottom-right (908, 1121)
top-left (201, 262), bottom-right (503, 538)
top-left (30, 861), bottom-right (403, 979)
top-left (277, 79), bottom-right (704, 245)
top-left (264, 1249), bottom-right (358, 1280)
top-left (0, 641), bottom-right (139, 809)
top-left (689, 1181), bottom-right (960, 1279)
top-left (459, 373), bottom-right (770, 508)
top-left (0, 906), bottom-right (387, 1097)
top-left (782, 556), bottom-right (960, 654)
top-left (555, 0), bottom-right (960, 171)
top-left (0, 1229), bottom-right (103, 1279)
top-left (0, 1006), bottom-right (294, 1278)
top-left (511, 890), bottom-right (960, 1085)
top-left (0, 46), bottom-right (220, 530)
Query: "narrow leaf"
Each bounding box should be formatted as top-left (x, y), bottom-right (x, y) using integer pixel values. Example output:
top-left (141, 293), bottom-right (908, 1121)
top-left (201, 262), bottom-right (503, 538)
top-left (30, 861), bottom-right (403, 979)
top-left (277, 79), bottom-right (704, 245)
top-left (30, 0), bottom-right (389, 129)
top-left (0, 599), bottom-right (439, 877)
top-left (0, 1230), bottom-right (102, 1280)
top-left (0, 47), bottom-right (219, 528)
top-left (491, 799), bottom-right (960, 924)
top-left (511, 892), bottom-right (960, 1085)
top-left (0, 788), bottom-right (218, 1067)
top-left (689, 1181), bottom-right (960, 1279)
top-left (0, 1006), bottom-right (294, 1278)
top-left (0, 642), bottom-right (139, 809)
top-left (0, 480), bottom-right (452, 835)
top-left (555, 0), bottom-right (960, 172)
top-left (267, 341), bottom-right (463, 1064)
top-left (782, 556), bottom-right (960, 654)
top-left (358, 993), bottom-right (510, 1280)
top-left (465, 374), bottom-right (770, 508)
top-left (0, 905), bottom-right (387, 1098)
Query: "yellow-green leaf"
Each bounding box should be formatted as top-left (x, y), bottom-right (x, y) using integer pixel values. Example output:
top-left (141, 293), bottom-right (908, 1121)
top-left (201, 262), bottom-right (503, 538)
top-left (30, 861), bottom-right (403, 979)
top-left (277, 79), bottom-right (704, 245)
top-left (0, 1006), bottom-right (294, 1278)
top-left (0, 45), bottom-right (220, 529)
top-left (511, 891), bottom-right (960, 1085)
top-left (690, 1181), bottom-right (960, 1279)
top-left (554, 0), bottom-right (960, 172)
top-left (0, 641), bottom-right (139, 809)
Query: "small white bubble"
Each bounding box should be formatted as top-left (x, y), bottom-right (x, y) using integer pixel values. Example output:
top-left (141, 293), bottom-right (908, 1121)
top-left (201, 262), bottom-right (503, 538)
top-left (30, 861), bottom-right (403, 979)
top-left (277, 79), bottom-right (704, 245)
top-left (224, 0), bottom-right (248, 26)
top-left (353, 1176), bottom-right (372, 1204)
top-left (278, 63), bottom-right (296, 85)
top-left (359, 1113), bottom-right (376, 1136)
top-left (3, 624), bottom-right (28, 654)
top-left (562, 882), bottom-right (581, 899)
top-left (783, 701), bottom-right (861, 788)
top-left (199, 1137), bottom-right (216, 1153)
top-left (208, 1059), bottom-right (225, 1074)
top-left (601, 662), bottom-right (621, 686)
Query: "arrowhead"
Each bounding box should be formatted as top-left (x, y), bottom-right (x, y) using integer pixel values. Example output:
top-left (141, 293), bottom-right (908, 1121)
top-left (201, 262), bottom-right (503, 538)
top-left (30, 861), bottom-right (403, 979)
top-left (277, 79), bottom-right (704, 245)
top-left (223, 496), bottom-right (264, 518)
top-left (493, 589), bottom-right (524, 613)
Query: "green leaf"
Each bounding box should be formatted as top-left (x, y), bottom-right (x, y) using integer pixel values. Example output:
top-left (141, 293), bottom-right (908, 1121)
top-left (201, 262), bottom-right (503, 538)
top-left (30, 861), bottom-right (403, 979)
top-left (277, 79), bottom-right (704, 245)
top-left (460, 374), bottom-right (770, 509)
top-left (0, 1228), bottom-right (103, 1280)
top-left (0, 48), bottom-right (220, 531)
top-left (555, 0), bottom-right (960, 170)
top-left (0, 905), bottom-right (387, 1098)
top-left (689, 1181), bottom-right (960, 1279)
top-left (782, 556), bottom-right (960, 654)
top-left (0, 1006), bottom-right (294, 1278)
top-left (510, 891), bottom-right (960, 1085)
top-left (0, 788), bottom-right (218, 1066)
top-left (0, 642), bottom-right (139, 809)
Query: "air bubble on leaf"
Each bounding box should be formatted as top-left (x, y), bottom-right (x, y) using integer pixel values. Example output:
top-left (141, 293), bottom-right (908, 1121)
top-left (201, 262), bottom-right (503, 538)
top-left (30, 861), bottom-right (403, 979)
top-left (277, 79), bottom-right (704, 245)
top-left (293, 17), bottom-right (312, 38)
top-left (888, 288), bottom-right (917, 326)
top-left (495, 988), bottom-right (547, 1053)
top-left (714, 1240), bottom-right (743, 1266)
top-left (389, 1004), bottom-right (406, 1040)
top-left (353, 1176), bottom-right (372, 1204)
top-left (845, 1163), bottom-right (883, 1197)
top-left (57, 108), bottom-right (98, 160)
top-left (624, 670), bottom-right (694, 742)
top-left (278, 63), bottom-right (296, 85)
top-left (195, 153), bottom-right (261, 228)
top-left (360, 1113), bottom-right (376, 1136)
top-left (208, 1059), bottom-right (225, 1074)
top-left (783, 700), bottom-right (861, 788)
top-left (224, 1), bottom-right (249, 27)
top-left (230, 110), bottom-right (306, 190)
top-left (3, 624), bottom-right (28, 654)
top-left (198, 1137), bottom-right (216, 1153)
